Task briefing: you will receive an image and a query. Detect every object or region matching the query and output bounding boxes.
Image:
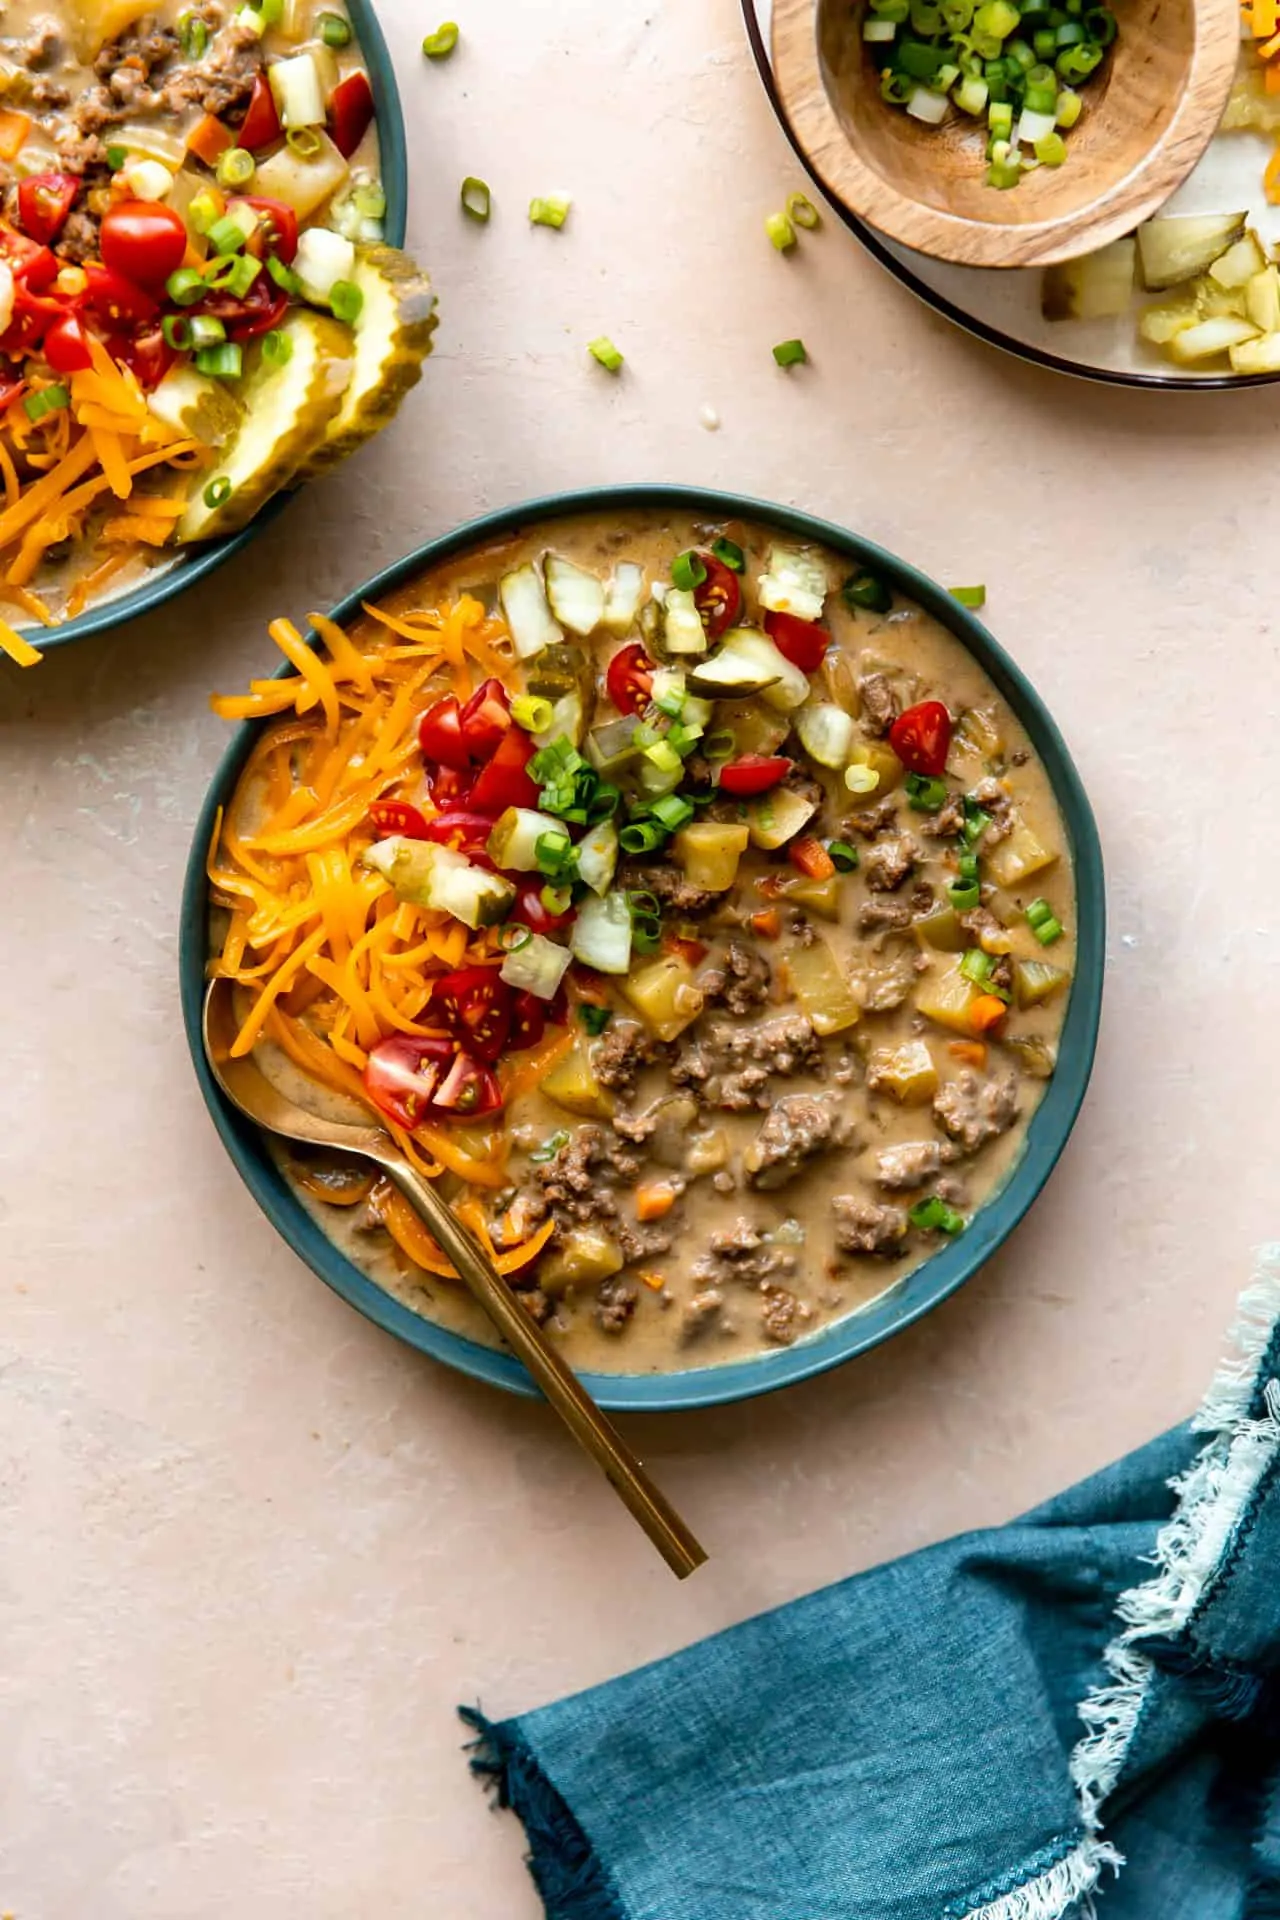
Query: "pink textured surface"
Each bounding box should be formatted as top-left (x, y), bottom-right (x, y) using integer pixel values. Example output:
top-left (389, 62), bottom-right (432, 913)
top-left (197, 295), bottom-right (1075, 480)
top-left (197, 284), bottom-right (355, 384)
top-left (0, 0), bottom-right (1273, 1912)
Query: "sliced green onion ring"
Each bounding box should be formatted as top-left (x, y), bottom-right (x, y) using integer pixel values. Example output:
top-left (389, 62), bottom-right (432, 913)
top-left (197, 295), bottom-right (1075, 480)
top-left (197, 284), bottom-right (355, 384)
top-left (765, 210), bottom-right (796, 251)
top-left (262, 327), bottom-right (293, 367)
top-left (529, 195), bottom-right (571, 229)
top-left (161, 314), bottom-right (192, 350)
top-left (827, 839), bottom-right (859, 872)
top-left (773, 338), bottom-right (808, 367)
top-left (215, 147), bottom-right (255, 190)
top-left (319, 9), bottom-right (352, 46)
top-left (423, 21), bottom-right (460, 57)
top-left (203, 476), bottom-right (233, 509)
top-left (671, 550), bottom-right (707, 593)
top-left (329, 278), bottom-right (363, 324)
top-left (711, 537), bottom-right (745, 573)
top-left (23, 383), bottom-right (68, 422)
top-left (461, 176), bottom-right (491, 222)
top-left (786, 191), bottom-right (821, 230)
top-left (950, 583), bottom-right (987, 608)
top-left (588, 335), bottom-right (623, 371)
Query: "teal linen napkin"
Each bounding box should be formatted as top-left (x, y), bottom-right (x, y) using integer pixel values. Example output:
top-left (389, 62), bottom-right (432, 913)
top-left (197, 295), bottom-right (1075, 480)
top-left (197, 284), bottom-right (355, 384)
top-left (464, 1260), bottom-right (1280, 1920)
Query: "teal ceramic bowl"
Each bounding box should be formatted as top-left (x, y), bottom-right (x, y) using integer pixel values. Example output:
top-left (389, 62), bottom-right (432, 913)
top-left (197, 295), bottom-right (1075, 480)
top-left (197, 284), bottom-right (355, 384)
top-left (33, 0), bottom-right (407, 658)
top-left (179, 486), bottom-right (1105, 1413)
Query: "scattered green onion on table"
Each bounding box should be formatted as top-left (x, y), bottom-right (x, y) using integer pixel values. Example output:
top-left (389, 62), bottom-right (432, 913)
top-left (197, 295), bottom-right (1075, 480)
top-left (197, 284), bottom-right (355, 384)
top-left (862, 0), bottom-right (1116, 188)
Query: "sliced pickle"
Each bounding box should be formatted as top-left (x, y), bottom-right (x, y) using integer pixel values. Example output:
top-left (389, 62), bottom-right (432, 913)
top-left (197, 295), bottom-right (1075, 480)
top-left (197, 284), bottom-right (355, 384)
top-left (297, 243), bottom-right (437, 479)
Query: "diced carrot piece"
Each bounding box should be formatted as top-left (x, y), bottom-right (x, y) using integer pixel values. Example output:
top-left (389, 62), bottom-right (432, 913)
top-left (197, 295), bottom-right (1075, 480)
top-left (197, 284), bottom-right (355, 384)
top-left (187, 113), bottom-right (234, 165)
top-left (948, 1040), bottom-right (988, 1067)
top-left (751, 908), bottom-right (782, 939)
top-left (1262, 25), bottom-right (1280, 52)
top-left (1267, 58), bottom-right (1280, 89)
top-left (637, 1270), bottom-right (667, 1292)
top-left (0, 109), bottom-right (31, 162)
top-left (968, 995), bottom-right (1008, 1037)
top-left (635, 1181), bottom-right (678, 1223)
top-left (663, 933), bottom-right (708, 967)
top-left (789, 834), bottom-right (836, 880)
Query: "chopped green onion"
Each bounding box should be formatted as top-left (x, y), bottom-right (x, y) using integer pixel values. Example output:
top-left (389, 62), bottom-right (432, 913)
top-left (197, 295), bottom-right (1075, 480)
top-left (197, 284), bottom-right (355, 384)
top-left (704, 729), bottom-right (736, 761)
top-left (627, 893), bottom-right (663, 954)
top-left (161, 314), bottom-right (192, 351)
top-left (772, 338), bottom-right (808, 367)
top-left (988, 99), bottom-right (1014, 139)
top-left (644, 738), bottom-right (682, 775)
top-left (215, 147), bottom-right (255, 190)
top-left (206, 215), bottom-right (247, 257)
top-left (960, 947), bottom-right (994, 986)
top-left (1055, 85), bottom-right (1082, 127)
top-left (950, 584), bottom-right (987, 609)
top-left (956, 850), bottom-right (980, 882)
top-left (666, 720), bottom-right (703, 757)
top-left (650, 793), bottom-right (694, 832)
top-left (579, 1004), bottom-right (613, 1036)
top-left (286, 126), bottom-right (323, 158)
top-left (177, 10), bottom-right (209, 58)
top-left (354, 183), bottom-right (387, 221)
top-left (529, 1129), bottom-right (570, 1163)
top-left (261, 327), bottom-right (293, 368)
top-left (909, 1196), bottom-right (966, 1234)
top-left (218, 254), bottom-right (261, 298)
top-left (529, 195), bottom-right (571, 229)
top-left (905, 772), bottom-right (949, 813)
top-left (541, 883), bottom-right (574, 916)
top-left (499, 924), bottom-right (533, 952)
top-left (843, 568), bottom-right (892, 613)
top-left (588, 335), bottom-right (623, 372)
top-left (265, 252), bottom-right (302, 295)
top-left (329, 278), bottom-right (363, 324)
top-left (189, 314), bottom-right (227, 348)
top-left (587, 783), bottom-right (620, 823)
top-left (194, 342), bottom-right (243, 380)
top-left (105, 144), bottom-right (127, 171)
top-left (786, 191), bottom-right (821, 230)
top-left (962, 797), bottom-right (991, 845)
top-left (535, 833), bottom-right (576, 881)
top-left (259, 0), bottom-right (283, 22)
top-left (1026, 898), bottom-right (1064, 945)
top-left (319, 9), bottom-right (352, 46)
top-left (511, 693), bottom-right (555, 733)
top-left (1055, 40), bottom-right (1102, 79)
top-left (1034, 130), bottom-right (1067, 165)
top-left (827, 839), bottom-right (859, 872)
top-left (619, 820), bottom-right (665, 854)
top-left (671, 550), bottom-right (707, 593)
top-left (423, 21), bottom-right (460, 57)
top-left (23, 383), bottom-right (67, 423)
top-left (711, 537), bottom-right (745, 573)
top-left (165, 265), bottom-right (206, 306)
top-left (765, 210), bottom-right (796, 251)
top-left (949, 879), bottom-right (981, 909)
top-left (461, 176), bottom-right (491, 222)
top-left (203, 476), bottom-right (233, 509)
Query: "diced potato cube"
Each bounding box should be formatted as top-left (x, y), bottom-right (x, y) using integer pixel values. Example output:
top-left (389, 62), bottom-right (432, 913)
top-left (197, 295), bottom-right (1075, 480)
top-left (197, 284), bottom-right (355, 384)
top-left (672, 822), bottom-right (750, 892)
top-left (915, 957), bottom-right (979, 1034)
top-left (543, 1045), bottom-right (614, 1119)
top-left (539, 1227), bottom-right (625, 1293)
top-left (1168, 316), bottom-right (1260, 365)
top-left (622, 956), bottom-right (704, 1042)
top-left (779, 873), bottom-right (842, 920)
top-left (914, 905), bottom-right (966, 953)
top-left (986, 823), bottom-right (1059, 888)
top-left (867, 1040), bottom-right (939, 1105)
top-left (787, 938), bottom-right (861, 1035)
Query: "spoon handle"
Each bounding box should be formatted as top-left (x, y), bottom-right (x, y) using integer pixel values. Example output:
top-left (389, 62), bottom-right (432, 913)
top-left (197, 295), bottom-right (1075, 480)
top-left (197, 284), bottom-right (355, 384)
top-left (385, 1159), bottom-right (708, 1579)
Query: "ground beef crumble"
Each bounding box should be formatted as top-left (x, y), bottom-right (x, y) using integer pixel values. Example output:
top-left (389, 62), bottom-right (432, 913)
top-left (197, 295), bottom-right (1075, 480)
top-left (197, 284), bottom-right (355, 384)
top-left (863, 832), bottom-right (917, 893)
top-left (933, 1071), bottom-right (1020, 1153)
top-left (832, 1195), bottom-right (910, 1256)
top-left (698, 937), bottom-right (772, 1015)
top-left (744, 1094), bottom-right (850, 1191)
top-left (858, 672), bottom-right (900, 737)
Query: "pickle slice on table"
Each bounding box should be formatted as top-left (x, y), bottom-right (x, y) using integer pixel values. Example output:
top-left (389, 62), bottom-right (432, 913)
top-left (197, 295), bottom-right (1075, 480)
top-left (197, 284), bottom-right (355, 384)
top-left (296, 244), bottom-right (438, 480)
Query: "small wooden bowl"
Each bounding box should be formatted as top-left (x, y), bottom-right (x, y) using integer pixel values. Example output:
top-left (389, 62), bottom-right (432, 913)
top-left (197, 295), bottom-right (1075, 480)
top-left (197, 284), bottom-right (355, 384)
top-left (772, 0), bottom-right (1241, 268)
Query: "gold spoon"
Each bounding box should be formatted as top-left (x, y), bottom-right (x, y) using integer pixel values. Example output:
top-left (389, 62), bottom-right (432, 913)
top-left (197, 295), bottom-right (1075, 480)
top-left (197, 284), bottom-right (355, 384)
top-left (203, 979), bottom-right (707, 1579)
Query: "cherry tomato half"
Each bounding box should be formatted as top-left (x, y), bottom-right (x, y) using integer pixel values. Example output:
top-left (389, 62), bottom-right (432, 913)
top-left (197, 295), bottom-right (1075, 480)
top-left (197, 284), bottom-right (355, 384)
top-left (79, 263), bottom-right (157, 329)
top-left (764, 609), bottom-right (828, 675)
top-left (417, 694), bottom-right (471, 770)
top-left (368, 799), bottom-right (431, 840)
top-left (0, 289), bottom-right (66, 355)
top-left (100, 201), bottom-right (188, 290)
top-left (17, 172), bottom-right (80, 245)
top-left (431, 1050), bottom-right (504, 1119)
top-left (511, 880), bottom-right (575, 936)
top-left (459, 677), bottom-right (511, 760)
top-left (717, 754), bottom-right (792, 797)
top-left (889, 700), bottom-right (952, 778)
top-left (469, 726), bottom-right (540, 815)
top-left (363, 1034), bottom-right (454, 1130)
top-left (329, 70), bottom-right (375, 159)
top-left (232, 194), bottom-right (299, 265)
top-left (605, 641), bottom-right (655, 717)
top-left (106, 324), bottom-right (176, 390)
top-left (695, 554), bottom-right (742, 640)
top-left (431, 966), bottom-right (513, 1064)
top-left (239, 71), bottom-right (282, 151)
top-left (421, 809), bottom-right (497, 854)
top-left (0, 229), bottom-right (58, 291)
top-left (508, 989), bottom-right (548, 1053)
top-left (41, 314), bottom-right (93, 374)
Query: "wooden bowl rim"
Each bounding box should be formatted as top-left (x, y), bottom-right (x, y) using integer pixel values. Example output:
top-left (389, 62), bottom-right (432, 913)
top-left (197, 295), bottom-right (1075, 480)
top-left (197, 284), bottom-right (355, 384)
top-left (773, 0), bottom-right (1243, 268)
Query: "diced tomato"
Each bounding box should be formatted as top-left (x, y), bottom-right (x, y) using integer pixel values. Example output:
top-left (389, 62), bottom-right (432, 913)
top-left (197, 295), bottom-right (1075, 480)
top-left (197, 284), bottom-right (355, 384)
top-left (368, 799), bottom-right (431, 839)
top-left (107, 324), bottom-right (176, 390)
top-left (788, 836), bottom-right (836, 881)
top-left (79, 263), bottom-right (157, 329)
top-left (0, 229), bottom-right (58, 292)
top-left (664, 933), bottom-right (708, 967)
top-left (889, 700), bottom-right (952, 778)
top-left (239, 72), bottom-right (283, 151)
top-left (191, 271), bottom-right (289, 340)
top-left (508, 989), bottom-right (547, 1053)
top-left (424, 763), bottom-right (473, 808)
top-left (100, 201), bottom-right (188, 289)
top-left (329, 70), bottom-right (375, 159)
top-left (605, 641), bottom-right (655, 716)
top-left (431, 965), bottom-right (513, 1064)
top-left (459, 677), bottom-right (511, 760)
top-left (718, 753), bottom-right (792, 797)
top-left (764, 610), bottom-right (828, 674)
top-left (232, 194), bottom-right (299, 265)
top-left (41, 313), bottom-right (93, 374)
top-left (469, 726), bottom-right (539, 814)
top-left (417, 694), bottom-right (470, 770)
top-left (431, 1050), bottom-right (504, 1119)
top-left (16, 172), bottom-right (79, 245)
top-left (420, 809), bottom-right (495, 854)
top-left (511, 879), bottom-right (575, 936)
top-left (364, 1034), bottom-right (454, 1130)
top-left (0, 289), bottom-right (65, 355)
top-left (694, 554), bottom-right (742, 639)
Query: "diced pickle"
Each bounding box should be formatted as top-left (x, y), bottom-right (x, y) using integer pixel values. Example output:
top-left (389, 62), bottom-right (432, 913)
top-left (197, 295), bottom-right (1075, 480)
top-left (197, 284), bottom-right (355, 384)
top-left (914, 905), bottom-right (965, 952)
top-left (526, 643), bottom-right (591, 702)
top-left (539, 1227), bottom-right (625, 1293)
top-left (1041, 239), bottom-right (1136, 322)
top-left (298, 243), bottom-right (438, 480)
top-left (787, 938), bottom-right (861, 1035)
top-left (1136, 212), bottom-right (1248, 291)
top-left (585, 715), bottom-right (642, 773)
top-left (722, 699), bottom-right (792, 759)
top-left (1003, 1033), bottom-right (1058, 1079)
top-left (779, 873), bottom-right (842, 920)
top-left (868, 1040), bottom-right (938, 1105)
top-left (543, 1044), bottom-right (614, 1119)
top-left (953, 706), bottom-right (1003, 762)
top-left (1013, 958), bottom-right (1071, 1008)
top-left (986, 823), bottom-right (1058, 888)
top-left (622, 957), bottom-right (705, 1042)
top-left (915, 956), bottom-right (979, 1034)
top-left (671, 822), bottom-right (749, 891)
